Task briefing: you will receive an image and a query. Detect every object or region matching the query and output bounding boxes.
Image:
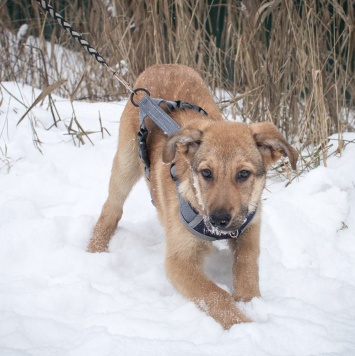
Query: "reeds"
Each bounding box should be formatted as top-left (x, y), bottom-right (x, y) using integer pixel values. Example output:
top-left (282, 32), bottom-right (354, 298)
top-left (0, 0), bottom-right (354, 173)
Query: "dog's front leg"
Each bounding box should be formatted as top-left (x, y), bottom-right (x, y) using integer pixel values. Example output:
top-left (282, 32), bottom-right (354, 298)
top-left (165, 230), bottom-right (251, 329)
top-left (229, 222), bottom-right (261, 302)
top-left (88, 118), bottom-right (142, 253)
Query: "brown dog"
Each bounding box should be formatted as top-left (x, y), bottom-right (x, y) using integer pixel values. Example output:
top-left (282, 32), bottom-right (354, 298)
top-left (88, 64), bottom-right (298, 329)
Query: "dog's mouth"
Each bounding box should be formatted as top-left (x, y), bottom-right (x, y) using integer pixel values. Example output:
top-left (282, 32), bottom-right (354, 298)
top-left (203, 215), bottom-right (249, 237)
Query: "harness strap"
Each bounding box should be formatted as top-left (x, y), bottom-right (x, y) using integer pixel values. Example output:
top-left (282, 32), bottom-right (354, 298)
top-left (135, 95), bottom-right (181, 180)
top-left (135, 91), bottom-right (208, 180)
top-left (137, 94), bottom-right (181, 135)
top-left (163, 100), bottom-right (208, 116)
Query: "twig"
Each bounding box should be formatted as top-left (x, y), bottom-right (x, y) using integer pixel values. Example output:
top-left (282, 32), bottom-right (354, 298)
top-left (17, 79), bottom-right (66, 126)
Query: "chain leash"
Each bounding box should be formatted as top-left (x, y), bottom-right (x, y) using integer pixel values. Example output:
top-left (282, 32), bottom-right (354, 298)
top-left (35, 0), bottom-right (134, 93)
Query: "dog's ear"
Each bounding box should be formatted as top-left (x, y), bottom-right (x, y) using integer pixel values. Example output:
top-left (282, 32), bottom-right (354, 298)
top-left (162, 128), bottom-right (202, 163)
top-left (249, 122), bottom-right (298, 170)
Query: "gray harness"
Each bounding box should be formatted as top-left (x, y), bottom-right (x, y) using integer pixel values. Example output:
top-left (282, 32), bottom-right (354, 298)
top-left (131, 89), bottom-right (256, 241)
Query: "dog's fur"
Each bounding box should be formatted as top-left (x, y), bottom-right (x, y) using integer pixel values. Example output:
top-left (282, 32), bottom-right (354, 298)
top-left (88, 64), bottom-right (298, 329)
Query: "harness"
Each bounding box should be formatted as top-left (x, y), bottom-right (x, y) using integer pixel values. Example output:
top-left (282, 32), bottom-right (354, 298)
top-left (134, 88), bottom-right (207, 180)
top-left (131, 89), bottom-right (256, 241)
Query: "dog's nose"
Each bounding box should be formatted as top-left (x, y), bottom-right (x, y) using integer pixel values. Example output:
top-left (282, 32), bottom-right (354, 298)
top-left (210, 211), bottom-right (231, 228)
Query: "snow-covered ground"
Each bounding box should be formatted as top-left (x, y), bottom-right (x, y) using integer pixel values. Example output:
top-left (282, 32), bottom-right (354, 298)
top-left (1, 82), bottom-right (355, 355)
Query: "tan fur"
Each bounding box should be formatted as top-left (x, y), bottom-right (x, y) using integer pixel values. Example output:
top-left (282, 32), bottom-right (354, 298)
top-left (88, 64), bottom-right (298, 329)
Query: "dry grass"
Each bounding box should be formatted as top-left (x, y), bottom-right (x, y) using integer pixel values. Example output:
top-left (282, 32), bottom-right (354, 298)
top-left (0, 0), bottom-right (354, 178)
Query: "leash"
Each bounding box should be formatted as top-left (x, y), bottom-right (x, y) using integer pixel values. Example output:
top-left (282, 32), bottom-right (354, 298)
top-left (35, 0), bottom-right (256, 241)
top-left (35, 0), bottom-right (134, 94)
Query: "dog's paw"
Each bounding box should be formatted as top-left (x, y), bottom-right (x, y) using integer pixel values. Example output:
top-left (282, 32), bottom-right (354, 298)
top-left (87, 239), bottom-right (109, 253)
top-left (221, 310), bottom-right (252, 330)
top-left (233, 290), bottom-right (261, 303)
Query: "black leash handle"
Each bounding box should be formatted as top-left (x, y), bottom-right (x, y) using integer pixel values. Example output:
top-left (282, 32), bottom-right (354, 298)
top-left (35, 0), bottom-right (134, 93)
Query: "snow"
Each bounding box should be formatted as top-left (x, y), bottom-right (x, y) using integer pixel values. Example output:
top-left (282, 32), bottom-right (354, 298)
top-left (1, 82), bottom-right (355, 355)
top-left (16, 25), bottom-right (28, 41)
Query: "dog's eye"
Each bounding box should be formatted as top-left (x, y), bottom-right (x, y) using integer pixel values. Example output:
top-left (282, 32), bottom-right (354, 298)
top-left (237, 170), bottom-right (250, 181)
top-left (201, 169), bottom-right (213, 180)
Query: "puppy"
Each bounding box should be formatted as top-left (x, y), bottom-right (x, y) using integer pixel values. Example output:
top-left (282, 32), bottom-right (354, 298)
top-left (88, 64), bottom-right (298, 329)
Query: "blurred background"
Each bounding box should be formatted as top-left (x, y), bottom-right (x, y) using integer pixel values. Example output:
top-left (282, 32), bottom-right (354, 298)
top-left (1, 0), bottom-right (354, 153)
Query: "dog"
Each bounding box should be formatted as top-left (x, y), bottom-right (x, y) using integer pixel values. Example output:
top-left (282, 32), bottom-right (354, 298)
top-left (88, 64), bottom-right (298, 329)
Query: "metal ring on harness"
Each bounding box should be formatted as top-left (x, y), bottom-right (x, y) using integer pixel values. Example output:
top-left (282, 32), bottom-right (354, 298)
top-left (130, 88), bottom-right (150, 107)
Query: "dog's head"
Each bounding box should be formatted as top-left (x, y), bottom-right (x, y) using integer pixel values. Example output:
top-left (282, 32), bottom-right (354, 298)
top-left (163, 120), bottom-right (298, 235)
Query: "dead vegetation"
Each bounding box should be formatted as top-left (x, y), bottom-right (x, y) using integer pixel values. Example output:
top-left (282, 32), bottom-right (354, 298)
top-left (0, 0), bottom-right (354, 178)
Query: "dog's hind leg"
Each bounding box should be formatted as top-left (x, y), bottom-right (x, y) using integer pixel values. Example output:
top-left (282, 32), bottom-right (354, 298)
top-left (88, 110), bottom-right (142, 253)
